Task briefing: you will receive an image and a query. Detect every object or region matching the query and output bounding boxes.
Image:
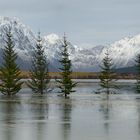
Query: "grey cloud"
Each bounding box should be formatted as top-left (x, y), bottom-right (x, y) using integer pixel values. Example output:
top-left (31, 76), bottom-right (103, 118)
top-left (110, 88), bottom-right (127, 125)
top-left (0, 0), bottom-right (139, 45)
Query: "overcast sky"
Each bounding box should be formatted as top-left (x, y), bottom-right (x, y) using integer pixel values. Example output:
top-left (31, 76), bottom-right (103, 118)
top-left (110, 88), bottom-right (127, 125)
top-left (0, 0), bottom-right (140, 46)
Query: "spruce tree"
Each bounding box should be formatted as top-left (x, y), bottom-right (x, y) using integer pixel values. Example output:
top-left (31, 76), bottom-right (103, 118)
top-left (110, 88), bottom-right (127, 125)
top-left (99, 50), bottom-right (117, 94)
top-left (56, 35), bottom-right (76, 97)
top-left (27, 32), bottom-right (50, 94)
top-left (135, 54), bottom-right (140, 93)
top-left (0, 28), bottom-right (23, 96)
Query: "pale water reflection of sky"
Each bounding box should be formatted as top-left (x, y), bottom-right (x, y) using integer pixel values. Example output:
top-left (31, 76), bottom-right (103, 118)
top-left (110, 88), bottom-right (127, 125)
top-left (0, 0), bottom-right (140, 46)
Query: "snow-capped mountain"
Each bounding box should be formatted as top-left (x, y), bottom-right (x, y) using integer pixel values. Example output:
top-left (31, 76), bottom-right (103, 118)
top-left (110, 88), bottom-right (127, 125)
top-left (75, 34), bottom-right (140, 71)
top-left (42, 30), bottom-right (140, 71)
top-left (0, 16), bottom-right (139, 71)
top-left (0, 17), bottom-right (36, 69)
top-left (42, 33), bottom-right (140, 71)
top-left (109, 35), bottom-right (140, 67)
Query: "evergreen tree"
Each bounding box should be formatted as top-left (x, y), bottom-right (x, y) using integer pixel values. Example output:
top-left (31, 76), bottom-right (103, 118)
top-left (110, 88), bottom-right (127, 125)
top-left (99, 50), bottom-right (117, 94)
top-left (56, 35), bottom-right (76, 97)
top-left (135, 54), bottom-right (140, 93)
top-left (27, 32), bottom-right (50, 94)
top-left (0, 28), bottom-right (23, 96)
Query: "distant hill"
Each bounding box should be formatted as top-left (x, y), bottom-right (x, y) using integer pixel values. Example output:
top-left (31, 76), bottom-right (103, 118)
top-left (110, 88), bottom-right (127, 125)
top-left (116, 66), bottom-right (137, 74)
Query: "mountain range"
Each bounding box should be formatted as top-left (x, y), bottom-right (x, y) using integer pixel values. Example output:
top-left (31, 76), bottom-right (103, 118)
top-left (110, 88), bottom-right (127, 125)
top-left (0, 17), bottom-right (139, 72)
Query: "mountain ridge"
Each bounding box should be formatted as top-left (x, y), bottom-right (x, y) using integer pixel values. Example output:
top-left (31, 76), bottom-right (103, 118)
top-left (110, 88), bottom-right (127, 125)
top-left (0, 17), bottom-right (139, 72)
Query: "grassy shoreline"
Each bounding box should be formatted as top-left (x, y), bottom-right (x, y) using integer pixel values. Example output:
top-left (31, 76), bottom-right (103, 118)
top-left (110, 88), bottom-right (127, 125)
top-left (20, 71), bottom-right (137, 79)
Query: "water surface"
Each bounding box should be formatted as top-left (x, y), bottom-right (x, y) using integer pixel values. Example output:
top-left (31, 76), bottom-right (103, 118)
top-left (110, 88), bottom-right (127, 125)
top-left (0, 80), bottom-right (140, 140)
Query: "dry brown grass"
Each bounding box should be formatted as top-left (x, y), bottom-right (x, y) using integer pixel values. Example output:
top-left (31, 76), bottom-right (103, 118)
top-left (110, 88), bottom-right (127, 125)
top-left (19, 71), bottom-right (137, 79)
top-left (19, 71), bottom-right (99, 79)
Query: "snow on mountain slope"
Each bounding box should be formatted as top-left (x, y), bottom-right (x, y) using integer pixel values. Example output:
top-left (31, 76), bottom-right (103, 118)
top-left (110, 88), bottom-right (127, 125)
top-left (0, 17), bottom-right (35, 69)
top-left (64, 34), bottom-right (140, 71)
top-left (0, 17), bottom-right (139, 71)
top-left (42, 33), bottom-right (140, 71)
top-left (104, 35), bottom-right (140, 68)
top-left (42, 34), bottom-right (76, 70)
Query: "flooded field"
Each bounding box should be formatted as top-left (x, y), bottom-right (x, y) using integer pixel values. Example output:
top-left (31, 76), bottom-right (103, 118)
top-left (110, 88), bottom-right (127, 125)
top-left (0, 80), bottom-right (140, 140)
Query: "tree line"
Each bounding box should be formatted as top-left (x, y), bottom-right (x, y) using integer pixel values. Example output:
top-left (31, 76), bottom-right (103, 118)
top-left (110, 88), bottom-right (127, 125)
top-left (0, 28), bottom-right (76, 97)
top-left (0, 28), bottom-right (140, 97)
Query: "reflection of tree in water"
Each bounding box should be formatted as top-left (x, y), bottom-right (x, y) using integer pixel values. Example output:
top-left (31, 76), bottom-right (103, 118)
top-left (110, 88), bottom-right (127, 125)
top-left (99, 99), bottom-right (111, 135)
top-left (29, 95), bottom-right (49, 119)
top-left (60, 97), bottom-right (72, 140)
top-left (30, 95), bottom-right (49, 140)
top-left (135, 99), bottom-right (140, 136)
top-left (1, 101), bottom-right (21, 140)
